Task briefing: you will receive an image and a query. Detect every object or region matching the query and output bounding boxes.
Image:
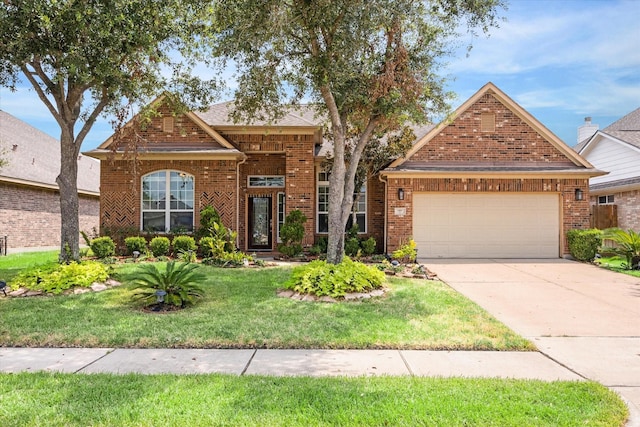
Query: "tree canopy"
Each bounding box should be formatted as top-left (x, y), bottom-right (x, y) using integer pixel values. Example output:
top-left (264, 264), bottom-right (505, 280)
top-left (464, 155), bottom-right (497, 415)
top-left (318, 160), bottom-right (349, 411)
top-left (212, 0), bottom-right (505, 263)
top-left (0, 0), bottom-right (216, 261)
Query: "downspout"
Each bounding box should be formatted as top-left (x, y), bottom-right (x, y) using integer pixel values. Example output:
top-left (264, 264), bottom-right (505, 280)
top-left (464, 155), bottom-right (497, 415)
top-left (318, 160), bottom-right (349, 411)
top-left (378, 173), bottom-right (388, 255)
top-left (236, 154), bottom-right (247, 248)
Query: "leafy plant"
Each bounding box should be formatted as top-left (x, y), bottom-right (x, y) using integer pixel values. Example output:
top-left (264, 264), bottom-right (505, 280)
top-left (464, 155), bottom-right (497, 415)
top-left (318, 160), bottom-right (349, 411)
top-left (172, 235), bottom-right (197, 256)
top-left (392, 239), bottom-right (417, 263)
top-left (179, 249), bottom-right (197, 263)
top-left (567, 229), bottom-right (602, 262)
top-left (132, 261), bottom-right (206, 308)
top-left (149, 237), bottom-right (170, 257)
top-left (278, 210), bottom-right (307, 258)
top-left (360, 237), bottom-right (377, 256)
top-left (11, 261), bottom-right (109, 294)
top-left (602, 228), bottom-right (640, 269)
top-left (344, 237), bottom-right (361, 257)
top-left (284, 258), bottom-right (385, 298)
top-left (124, 236), bottom-right (148, 256)
top-left (90, 237), bottom-right (116, 259)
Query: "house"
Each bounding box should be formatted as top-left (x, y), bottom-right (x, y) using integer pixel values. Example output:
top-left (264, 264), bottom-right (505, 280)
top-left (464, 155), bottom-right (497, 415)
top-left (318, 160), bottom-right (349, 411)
top-left (85, 83), bottom-right (602, 258)
top-left (574, 108), bottom-right (640, 231)
top-left (0, 110), bottom-right (100, 250)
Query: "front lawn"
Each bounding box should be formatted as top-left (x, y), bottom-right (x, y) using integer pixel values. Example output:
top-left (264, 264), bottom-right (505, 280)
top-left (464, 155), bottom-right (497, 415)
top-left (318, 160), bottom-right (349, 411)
top-left (0, 372), bottom-right (627, 427)
top-left (595, 256), bottom-right (640, 278)
top-left (0, 261), bottom-right (533, 350)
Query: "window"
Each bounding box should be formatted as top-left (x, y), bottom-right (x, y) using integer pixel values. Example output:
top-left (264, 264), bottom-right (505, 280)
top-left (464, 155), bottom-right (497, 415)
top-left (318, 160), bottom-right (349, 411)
top-left (248, 176), bottom-right (285, 188)
top-left (277, 192), bottom-right (285, 243)
top-left (598, 195), bottom-right (615, 205)
top-left (142, 171), bottom-right (194, 232)
top-left (316, 171), bottom-right (366, 233)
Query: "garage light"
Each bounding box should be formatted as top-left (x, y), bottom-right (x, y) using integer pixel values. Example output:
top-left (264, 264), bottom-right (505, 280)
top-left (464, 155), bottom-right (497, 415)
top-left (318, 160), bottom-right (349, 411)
top-left (575, 188), bottom-right (584, 201)
top-left (398, 188), bottom-right (405, 200)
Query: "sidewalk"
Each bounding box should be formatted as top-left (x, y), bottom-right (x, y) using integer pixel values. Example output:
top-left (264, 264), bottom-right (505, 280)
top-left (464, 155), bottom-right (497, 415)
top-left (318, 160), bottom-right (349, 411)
top-left (0, 347), bottom-right (582, 379)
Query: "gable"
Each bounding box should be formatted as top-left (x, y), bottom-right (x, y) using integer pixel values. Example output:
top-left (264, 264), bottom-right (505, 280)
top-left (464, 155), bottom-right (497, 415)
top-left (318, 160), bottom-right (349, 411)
top-left (406, 92), bottom-right (572, 165)
top-left (580, 133), bottom-right (640, 187)
top-left (389, 83), bottom-right (596, 173)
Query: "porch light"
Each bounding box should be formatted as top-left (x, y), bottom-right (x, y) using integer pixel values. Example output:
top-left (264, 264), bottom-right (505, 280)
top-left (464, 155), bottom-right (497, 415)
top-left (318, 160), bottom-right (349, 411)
top-left (397, 188), bottom-right (405, 200)
top-left (575, 188), bottom-right (584, 201)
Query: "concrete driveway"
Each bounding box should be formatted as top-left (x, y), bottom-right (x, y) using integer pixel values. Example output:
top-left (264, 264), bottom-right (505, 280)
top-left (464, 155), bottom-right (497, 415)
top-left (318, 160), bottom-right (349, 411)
top-left (424, 258), bottom-right (640, 425)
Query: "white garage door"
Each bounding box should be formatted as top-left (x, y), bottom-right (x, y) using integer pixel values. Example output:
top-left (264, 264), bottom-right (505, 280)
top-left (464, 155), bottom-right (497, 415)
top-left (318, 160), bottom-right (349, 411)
top-left (413, 193), bottom-right (560, 258)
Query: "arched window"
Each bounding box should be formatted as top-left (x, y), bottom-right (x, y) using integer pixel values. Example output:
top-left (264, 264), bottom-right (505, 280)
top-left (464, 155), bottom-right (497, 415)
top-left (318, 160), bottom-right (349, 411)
top-left (141, 171), bottom-right (194, 232)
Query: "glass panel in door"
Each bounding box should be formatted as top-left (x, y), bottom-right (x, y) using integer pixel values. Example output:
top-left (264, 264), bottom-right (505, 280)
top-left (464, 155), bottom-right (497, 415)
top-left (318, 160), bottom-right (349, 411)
top-left (248, 196), bottom-right (272, 250)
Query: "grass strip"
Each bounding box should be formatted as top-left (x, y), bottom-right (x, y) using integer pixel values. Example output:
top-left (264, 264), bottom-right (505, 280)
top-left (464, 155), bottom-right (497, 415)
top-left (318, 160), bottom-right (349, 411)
top-left (0, 373), bottom-right (628, 427)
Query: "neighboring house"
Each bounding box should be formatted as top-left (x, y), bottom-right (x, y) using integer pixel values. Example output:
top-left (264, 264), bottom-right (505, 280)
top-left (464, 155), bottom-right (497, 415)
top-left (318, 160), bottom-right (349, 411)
top-left (0, 111), bottom-right (100, 250)
top-left (86, 83), bottom-right (602, 258)
top-left (574, 108), bottom-right (640, 231)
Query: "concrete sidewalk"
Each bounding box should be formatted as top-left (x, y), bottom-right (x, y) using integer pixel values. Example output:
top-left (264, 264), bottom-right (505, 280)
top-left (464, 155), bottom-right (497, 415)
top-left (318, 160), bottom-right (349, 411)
top-left (0, 347), bottom-right (581, 380)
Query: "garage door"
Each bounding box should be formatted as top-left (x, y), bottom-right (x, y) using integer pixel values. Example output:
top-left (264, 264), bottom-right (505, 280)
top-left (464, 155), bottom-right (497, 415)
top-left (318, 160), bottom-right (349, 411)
top-left (413, 193), bottom-right (560, 258)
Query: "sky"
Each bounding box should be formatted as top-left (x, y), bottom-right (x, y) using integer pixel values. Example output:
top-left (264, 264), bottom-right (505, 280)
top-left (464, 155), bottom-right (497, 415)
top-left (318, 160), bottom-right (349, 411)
top-left (0, 0), bottom-right (639, 151)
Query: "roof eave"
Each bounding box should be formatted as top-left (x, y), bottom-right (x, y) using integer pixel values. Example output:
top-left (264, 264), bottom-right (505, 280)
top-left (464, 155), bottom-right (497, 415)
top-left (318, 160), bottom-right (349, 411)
top-left (380, 168), bottom-right (607, 179)
top-left (0, 176), bottom-right (99, 197)
top-left (83, 149), bottom-right (246, 161)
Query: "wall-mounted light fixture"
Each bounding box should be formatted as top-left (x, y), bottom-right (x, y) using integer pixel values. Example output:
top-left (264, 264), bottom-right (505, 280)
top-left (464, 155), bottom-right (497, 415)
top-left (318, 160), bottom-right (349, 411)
top-left (397, 188), bottom-right (405, 200)
top-left (575, 188), bottom-right (584, 201)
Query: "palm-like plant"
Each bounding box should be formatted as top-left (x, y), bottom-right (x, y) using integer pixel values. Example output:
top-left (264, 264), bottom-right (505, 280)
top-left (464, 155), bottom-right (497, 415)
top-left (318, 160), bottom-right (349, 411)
top-left (602, 228), bottom-right (640, 269)
top-left (132, 261), bottom-right (206, 308)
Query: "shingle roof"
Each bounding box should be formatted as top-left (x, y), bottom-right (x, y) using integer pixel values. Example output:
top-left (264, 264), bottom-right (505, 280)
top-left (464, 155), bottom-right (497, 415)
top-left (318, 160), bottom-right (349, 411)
top-left (0, 111), bottom-right (100, 194)
top-left (195, 102), bottom-right (321, 127)
top-left (601, 107), bottom-right (640, 147)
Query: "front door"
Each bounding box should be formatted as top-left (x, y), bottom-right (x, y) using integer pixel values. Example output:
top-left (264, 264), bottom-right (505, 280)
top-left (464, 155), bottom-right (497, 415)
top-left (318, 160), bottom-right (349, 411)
top-left (248, 196), bottom-right (272, 250)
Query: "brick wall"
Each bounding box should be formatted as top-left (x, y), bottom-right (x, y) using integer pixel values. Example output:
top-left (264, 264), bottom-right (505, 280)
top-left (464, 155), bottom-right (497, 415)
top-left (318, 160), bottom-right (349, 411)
top-left (590, 189), bottom-right (640, 231)
top-left (0, 182), bottom-right (99, 249)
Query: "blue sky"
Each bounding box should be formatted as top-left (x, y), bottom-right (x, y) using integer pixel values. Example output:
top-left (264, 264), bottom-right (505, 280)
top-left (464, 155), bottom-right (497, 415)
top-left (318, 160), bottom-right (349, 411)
top-left (1, 0), bottom-right (638, 151)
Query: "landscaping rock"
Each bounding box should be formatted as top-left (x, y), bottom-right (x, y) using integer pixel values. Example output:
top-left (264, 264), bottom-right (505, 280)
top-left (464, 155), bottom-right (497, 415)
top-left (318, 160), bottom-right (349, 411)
top-left (90, 283), bottom-right (108, 292)
top-left (106, 279), bottom-right (122, 287)
top-left (74, 288), bottom-right (91, 295)
top-left (8, 288), bottom-right (27, 297)
top-left (277, 290), bottom-right (295, 298)
top-left (25, 290), bottom-right (43, 297)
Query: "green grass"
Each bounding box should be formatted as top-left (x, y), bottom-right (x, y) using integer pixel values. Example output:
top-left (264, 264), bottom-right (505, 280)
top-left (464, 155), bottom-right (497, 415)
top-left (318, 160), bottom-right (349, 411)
top-left (0, 250), bottom-right (58, 282)
top-left (0, 263), bottom-right (533, 350)
top-left (0, 373), bottom-right (627, 427)
top-left (595, 256), bottom-right (640, 277)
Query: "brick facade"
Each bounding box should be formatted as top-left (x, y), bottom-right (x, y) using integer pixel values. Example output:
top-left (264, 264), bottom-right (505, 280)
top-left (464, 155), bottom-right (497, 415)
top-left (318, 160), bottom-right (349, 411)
top-left (590, 189), bottom-right (640, 232)
top-left (0, 182), bottom-right (99, 249)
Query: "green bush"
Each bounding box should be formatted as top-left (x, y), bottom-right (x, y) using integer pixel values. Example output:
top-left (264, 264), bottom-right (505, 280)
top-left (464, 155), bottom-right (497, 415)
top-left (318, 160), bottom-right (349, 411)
top-left (361, 237), bottom-right (377, 256)
top-left (150, 236), bottom-right (170, 257)
top-left (199, 237), bottom-right (215, 257)
top-left (392, 239), bottom-right (417, 263)
top-left (602, 228), bottom-right (640, 268)
top-left (90, 236), bottom-right (116, 259)
top-left (124, 236), bottom-right (147, 255)
top-left (344, 237), bottom-right (360, 257)
top-left (132, 261), bottom-right (205, 308)
top-left (284, 258), bottom-right (385, 298)
top-left (567, 229), bottom-right (602, 262)
top-left (11, 261), bottom-right (109, 294)
top-left (172, 235), bottom-right (197, 256)
top-left (278, 210), bottom-right (307, 258)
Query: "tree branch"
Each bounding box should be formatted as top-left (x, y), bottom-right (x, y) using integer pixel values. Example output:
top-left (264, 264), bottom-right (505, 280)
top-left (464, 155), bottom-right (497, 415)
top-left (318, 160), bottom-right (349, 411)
top-left (20, 63), bottom-right (63, 127)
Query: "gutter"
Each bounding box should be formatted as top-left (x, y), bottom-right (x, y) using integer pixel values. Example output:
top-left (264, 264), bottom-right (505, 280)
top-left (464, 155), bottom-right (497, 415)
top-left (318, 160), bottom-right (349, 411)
top-left (236, 154), bottom-right (248, 248)
top-left (378, 173), bottom-right (388, 255)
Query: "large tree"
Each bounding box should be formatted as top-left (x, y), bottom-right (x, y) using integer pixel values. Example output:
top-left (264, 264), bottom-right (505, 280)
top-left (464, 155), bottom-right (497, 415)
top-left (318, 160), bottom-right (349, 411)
top-left (212, 0), bottom-right (505, 263)
top-left (0, 0), bottom-right (215, 262)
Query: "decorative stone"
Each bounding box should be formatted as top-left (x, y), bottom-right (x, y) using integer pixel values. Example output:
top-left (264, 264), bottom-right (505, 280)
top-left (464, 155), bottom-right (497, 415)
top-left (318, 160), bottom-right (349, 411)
top-left (319, 296), bottom-right (337, 303)
top-left (106, 279), bottom-right (122, 287)
top-left (277, 290), bottom-right (295, 298)
top-left (302, 294), bottom-right (317, 302)
top-left (9, 288), bottom-right (27, 297)
top-left (25, 290), bottom-right (43, 297)
top-left (90, 283), bottom-right (108, 292)
top-left (74, 288), bottom-right (91, 294)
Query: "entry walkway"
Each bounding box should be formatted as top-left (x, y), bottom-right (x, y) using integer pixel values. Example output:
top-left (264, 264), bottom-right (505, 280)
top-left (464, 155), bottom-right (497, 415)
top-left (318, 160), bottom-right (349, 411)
top-left (424, 258), bottom-right (640, 427)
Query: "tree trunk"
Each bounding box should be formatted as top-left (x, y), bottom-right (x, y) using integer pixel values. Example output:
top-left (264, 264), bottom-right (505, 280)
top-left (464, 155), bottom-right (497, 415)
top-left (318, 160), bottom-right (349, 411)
top-left (57, 128), bottom-right (80, 263)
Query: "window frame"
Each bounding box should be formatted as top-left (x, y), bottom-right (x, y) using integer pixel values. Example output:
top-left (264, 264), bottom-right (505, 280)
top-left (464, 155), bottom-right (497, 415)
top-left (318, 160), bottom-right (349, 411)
top-left (247, 175), bottom-right (285, 188)
top-left (598, 195), bottom-right (615, 205)
top-left (316, 170), bottom-right (367, 234)
top-left (141, 170), bottom-right (195, 233)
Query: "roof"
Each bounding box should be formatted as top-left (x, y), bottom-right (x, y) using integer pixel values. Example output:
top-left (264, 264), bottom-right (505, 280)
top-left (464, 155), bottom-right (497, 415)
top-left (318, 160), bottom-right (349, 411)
top-left (0, 111), bottom-right (100, 195)
top-left (601, 107), bottom-right (640, 147)
top-left (385, 82), bottom-right (603, 178)
top-left (196, 102), bottom-right (322, 128)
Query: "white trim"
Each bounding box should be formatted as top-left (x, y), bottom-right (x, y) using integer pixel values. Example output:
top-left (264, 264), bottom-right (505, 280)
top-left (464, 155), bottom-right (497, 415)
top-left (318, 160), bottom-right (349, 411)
top-left (141, 170), bottom-right (195, 233)
top-left (277, 192), bottom-right (285, 243)
top-left (247, 175), bottom-right (285, 188)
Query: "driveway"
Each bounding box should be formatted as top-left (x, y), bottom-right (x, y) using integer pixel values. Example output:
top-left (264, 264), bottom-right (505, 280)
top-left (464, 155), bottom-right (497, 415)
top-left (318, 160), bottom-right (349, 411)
top-left (424, 258), bottom-right (640, 425)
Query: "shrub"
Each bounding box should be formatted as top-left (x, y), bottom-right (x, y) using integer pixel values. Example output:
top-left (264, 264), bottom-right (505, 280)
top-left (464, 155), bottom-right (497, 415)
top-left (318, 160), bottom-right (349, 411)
top-left (602, 228), bottom-right (640, 269)
top-left (197, 205), bottom-right (222, 239)
top-left (567, 229), bottom-right (602, 262)
top-left (132, 261), bottom-right (205, 308)
top-left (361, 237), bottom-right (377, 256)
top-left (344, 237), bottom-right (360, 257)
top-left (392, 239), bottom-right (417, 263)
top-left (124, 236), bottom-right (147, 255)
top-left (150, 236), bottom-right (170, 257)
top-left (199, 237), bottom-right (215, 257)
top-left (11, 261), bottom-right (109, 294)
top-left (90, 236), bottom-right (116, 259)
top-left (278, 209), bottom-right (307, 257)
top-left (172, 235), bottom-right (197, 256)
top-left (284, 258), bottom-right (385, 298)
